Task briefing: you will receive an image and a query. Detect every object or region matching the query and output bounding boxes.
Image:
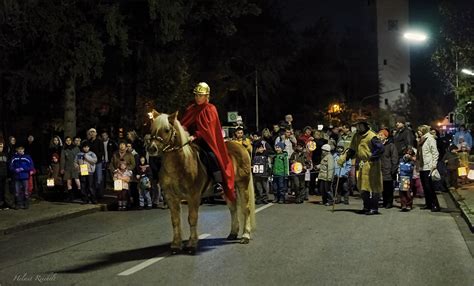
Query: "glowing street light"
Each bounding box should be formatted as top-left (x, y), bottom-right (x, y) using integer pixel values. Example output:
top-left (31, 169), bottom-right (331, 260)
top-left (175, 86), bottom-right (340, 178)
top-left (403, 31), bottom-right (428, 43)
top-left (461, 68), bottom-right (474, 76)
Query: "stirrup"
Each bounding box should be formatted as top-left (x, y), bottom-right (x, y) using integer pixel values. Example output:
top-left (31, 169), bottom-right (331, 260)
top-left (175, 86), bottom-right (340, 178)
top-left (214, 183), bottom-right (225, 196)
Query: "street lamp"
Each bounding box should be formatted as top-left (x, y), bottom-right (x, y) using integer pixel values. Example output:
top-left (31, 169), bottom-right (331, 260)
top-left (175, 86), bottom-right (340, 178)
top-left (403, 31), bottom-right (428, 43)
top-left (461, 68), bottom-right (474, 76)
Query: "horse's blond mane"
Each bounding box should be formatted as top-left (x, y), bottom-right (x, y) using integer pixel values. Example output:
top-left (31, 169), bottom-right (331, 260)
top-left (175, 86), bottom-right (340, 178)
top-left (153, 113), bottom-right (193, 159)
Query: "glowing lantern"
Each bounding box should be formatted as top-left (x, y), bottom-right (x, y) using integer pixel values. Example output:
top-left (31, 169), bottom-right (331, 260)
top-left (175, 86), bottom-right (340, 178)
top-left (458, 167), bottom-right (468, 177)
top-left (307, 141), bottom-right (317, 151)
top-left (291, 162), bottom-right (303, 174)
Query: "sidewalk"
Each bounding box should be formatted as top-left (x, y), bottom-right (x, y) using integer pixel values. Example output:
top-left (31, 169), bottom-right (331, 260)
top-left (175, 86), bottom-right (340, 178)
top-left (449, 183), bottom-right (474, 232)
top-left (0, 195), bottom-right (115, 236)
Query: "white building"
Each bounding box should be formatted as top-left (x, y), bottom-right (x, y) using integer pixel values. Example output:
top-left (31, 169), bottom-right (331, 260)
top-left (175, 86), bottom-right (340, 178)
top-left (374, 0), bottom-right (411, 109)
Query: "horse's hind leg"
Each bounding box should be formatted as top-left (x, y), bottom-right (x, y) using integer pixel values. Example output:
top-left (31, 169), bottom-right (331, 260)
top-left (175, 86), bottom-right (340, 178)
top-left (186, 196), bottom-right (200, 255)
top-left (226, 198), bottom-right (239, 240)
top-left (168, 197), bottom-right (183, 254)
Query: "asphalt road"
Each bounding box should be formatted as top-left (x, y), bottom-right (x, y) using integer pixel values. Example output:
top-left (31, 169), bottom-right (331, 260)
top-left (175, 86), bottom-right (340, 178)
top-left (0, 194), bottom-right (473, 286)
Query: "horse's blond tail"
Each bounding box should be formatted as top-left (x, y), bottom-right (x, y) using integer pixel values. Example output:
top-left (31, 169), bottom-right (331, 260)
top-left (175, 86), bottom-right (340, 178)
top-left (247, 173), bottom-right (256, 231)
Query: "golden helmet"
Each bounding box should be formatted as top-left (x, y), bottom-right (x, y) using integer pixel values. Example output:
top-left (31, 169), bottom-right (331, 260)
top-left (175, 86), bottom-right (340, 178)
top-left (193, 82), bottom-right (210, 95)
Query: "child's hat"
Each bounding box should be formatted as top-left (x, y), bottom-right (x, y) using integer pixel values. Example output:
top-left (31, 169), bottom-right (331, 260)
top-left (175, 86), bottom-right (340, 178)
top-left (275, 142), bottom-right (286, 149)
top-left (52, 153), bottom-right (60, 160)
top-left (321, 144), bottom-right (331, 152)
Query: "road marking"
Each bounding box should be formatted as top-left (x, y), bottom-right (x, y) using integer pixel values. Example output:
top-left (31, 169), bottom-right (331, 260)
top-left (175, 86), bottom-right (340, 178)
top-left (117, 233), bottom-right (211, 276)
top-left (256, 203), bottom-right (274, 213)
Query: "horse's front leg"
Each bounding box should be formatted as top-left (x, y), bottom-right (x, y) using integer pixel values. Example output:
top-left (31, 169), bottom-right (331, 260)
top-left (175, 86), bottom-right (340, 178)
top-left (226, 196), bottom-right (239, 240)
top-left (167, 196), bottom-right (182, 254)
top-left (240, 188), bottom-right (251, 244)
top-left (186, 194), bottom-right (201, 255)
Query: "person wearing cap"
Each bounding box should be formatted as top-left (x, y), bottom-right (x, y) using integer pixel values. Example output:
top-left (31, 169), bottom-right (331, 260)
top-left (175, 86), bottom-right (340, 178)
top-left (378, 129), bottom-right (398, 209)
top-left (271, 142), bottom-right (289, 203)
top-left (393, 117), bottom-right (415, 158)
top-left (180, 82), bottom-right (235, 199)
top-left (317, 144), bottom-right (334, 205)
top-left (338, 121), bottom-right (384, 215)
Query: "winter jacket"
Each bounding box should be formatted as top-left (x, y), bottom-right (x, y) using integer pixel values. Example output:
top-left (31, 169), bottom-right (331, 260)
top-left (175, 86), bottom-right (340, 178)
top-left (113, 169), bottom-right (133, 190)
top-left (318, 152), bottom-right (335, 182)
top-left (87, 138), bottom-right (105, 163)
top-left (333, 153), bottom-right (351, 177)
top-left (381, 141), bottom-right (399, 181)
top-left (399, 160), bottom-right (414, 178)
top-left (60, 146), bottom-right (80, 174)
top-left (9, 153), bottom-right (34, 181)
top-left (442, 152), bottom-right (460, 170)
top-left (252, 152), bottom-right (271, 177)
top-left (272, 152), bottom-right (289, 177)
top-left (394, 127), bottom-right (415, 157)
top-left (75, 151), bottom-right (98, 174)
top-left (109, 151), bottom-right (136, 173)
top-left (419, 133), bottom-right (439, 171)
top-left (48, 162), bottom-right (63, 185)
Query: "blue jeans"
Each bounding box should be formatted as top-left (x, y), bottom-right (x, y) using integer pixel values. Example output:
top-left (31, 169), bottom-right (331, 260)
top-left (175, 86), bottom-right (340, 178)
top-left (138, 186), bottom-right (152, 207)
top-left (15, 180), bottom-right (29, 207)
top-left (273, 176), bottom-right (286, 201)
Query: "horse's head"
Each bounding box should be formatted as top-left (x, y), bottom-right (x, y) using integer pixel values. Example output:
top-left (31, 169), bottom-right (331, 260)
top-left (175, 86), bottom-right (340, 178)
top-left (147, 110), bottom-right (182, 156)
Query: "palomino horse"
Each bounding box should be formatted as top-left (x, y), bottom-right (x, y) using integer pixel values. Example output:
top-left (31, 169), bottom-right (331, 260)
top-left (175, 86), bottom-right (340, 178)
top-left (147, 111), bottom-right (256, 254)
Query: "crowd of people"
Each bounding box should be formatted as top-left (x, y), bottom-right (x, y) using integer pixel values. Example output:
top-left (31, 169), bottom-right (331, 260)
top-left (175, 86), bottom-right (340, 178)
top-left (0, 107), bottom-right (472, 214)
top-left (239, 115), bottom-right (471, 215)
top-left (0, 129), bottom-right (163, 210)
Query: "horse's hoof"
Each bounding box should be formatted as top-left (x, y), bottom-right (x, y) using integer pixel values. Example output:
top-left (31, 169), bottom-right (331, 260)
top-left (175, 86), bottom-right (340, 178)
top-left (171, 248), bottom-right (181, 255)
top-left (240, 237), bottom-right (250, 244)
top-left (186, 247), bottom-right (197, 255)
top-left (227, 234), bottom-right (238, 240)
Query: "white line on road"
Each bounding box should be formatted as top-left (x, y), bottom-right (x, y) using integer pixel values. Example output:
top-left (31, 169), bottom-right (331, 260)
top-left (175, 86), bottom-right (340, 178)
top-left (256, 203), bottom-right (274, 213)
top-left (117, 233), bottom-right (211, 276)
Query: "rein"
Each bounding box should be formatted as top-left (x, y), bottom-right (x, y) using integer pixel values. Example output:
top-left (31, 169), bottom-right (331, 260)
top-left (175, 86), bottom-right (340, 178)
top-left (153, 126), bottom-right (191, 153)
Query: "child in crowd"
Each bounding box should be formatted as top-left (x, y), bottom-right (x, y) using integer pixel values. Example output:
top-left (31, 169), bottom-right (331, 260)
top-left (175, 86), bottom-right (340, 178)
top-left (399, 151), bottom-right (415, 212)
top-left (318, 144), bottom-right (334, 206)
top-left (136, 156), bottom-right (153, 210)
top-left (443, 145), bottom-right (460, 189)
top-left (333, 145), bottom-right (351, 204)
top-left (289, 140), bottom-right (311, 204)
top-left (47, 153), bottom-right (63, 194)
top-left (75, 142), bottom-right (98, 204)
top-left (252, 141), bottom-right (272, 204)
top-left (114, 161), bottom-right (132, 211)
top-left (272, 142), bottom-right (289, 204)
top-left (9, 146), bottom-right (35, 209)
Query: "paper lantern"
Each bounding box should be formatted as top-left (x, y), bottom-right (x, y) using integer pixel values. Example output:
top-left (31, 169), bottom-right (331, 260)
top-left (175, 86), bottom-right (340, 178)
top-left (306, 141), bottom-right (317, 151)
top-left (80, 164), bottom-right (89, 176)
top-left (458, 167), bottom-right (467, 177)
top-left (291, 162), bottom-right (303, 174)
top-left (114, 180), bottom-right (123, 191)
top-left (468, 169), bottom-right (474, 180)
top-left (46, 178), bottom-right (55, 187)
top-left (399, 176), bottom-right (411, 192)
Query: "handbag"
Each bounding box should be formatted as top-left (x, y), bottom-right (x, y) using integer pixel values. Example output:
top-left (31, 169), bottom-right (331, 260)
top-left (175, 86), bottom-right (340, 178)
top-left (430, 169), bottom-right (441, 181)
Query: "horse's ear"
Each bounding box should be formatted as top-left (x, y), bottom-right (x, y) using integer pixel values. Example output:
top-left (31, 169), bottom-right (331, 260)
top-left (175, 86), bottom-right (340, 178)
top-left (168, 111), bottom-right (179, 124)
top-left (148, 109), bottom-right (160, 120)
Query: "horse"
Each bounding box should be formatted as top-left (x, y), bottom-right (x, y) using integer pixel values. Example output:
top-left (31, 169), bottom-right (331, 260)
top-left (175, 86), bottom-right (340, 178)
top-left (147, 111), bottom-right (256, 254)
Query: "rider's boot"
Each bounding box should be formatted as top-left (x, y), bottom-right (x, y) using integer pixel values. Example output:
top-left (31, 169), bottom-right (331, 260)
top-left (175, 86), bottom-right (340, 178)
top-left (212, 171), bottom-right (225, 196)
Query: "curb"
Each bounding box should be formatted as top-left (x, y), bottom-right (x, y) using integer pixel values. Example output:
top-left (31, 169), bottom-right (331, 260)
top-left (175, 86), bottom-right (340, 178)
top-left (0, 203), bottom-right (109, 236)
top-left (448, 188), bottom-right (474, 232)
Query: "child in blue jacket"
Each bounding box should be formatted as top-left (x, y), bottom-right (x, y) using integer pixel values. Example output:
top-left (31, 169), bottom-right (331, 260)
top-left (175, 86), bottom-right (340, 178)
top-left (9, 146), bottom-right (35, 209)
top-left (399, 152), bottom-right (415, 212)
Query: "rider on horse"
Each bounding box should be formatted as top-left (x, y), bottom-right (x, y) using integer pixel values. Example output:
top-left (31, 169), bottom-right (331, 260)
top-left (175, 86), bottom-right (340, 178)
top-left (180, 82), bottom-right (236, 200)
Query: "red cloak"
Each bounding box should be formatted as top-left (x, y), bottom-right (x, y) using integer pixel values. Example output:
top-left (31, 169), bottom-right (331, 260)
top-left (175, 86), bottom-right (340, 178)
top-left (180, 102), bottom-right (236, 201)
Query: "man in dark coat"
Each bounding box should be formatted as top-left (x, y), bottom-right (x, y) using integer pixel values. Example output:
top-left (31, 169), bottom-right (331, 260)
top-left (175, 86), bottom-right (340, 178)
top-left (393, 117), bottom-right (415, 158)
top-left (378, 129), bottom-right (398, 208)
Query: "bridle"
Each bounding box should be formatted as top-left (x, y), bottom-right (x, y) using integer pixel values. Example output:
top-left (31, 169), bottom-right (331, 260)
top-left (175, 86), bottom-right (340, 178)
top-left (152, 126), bottom-right (190, 153)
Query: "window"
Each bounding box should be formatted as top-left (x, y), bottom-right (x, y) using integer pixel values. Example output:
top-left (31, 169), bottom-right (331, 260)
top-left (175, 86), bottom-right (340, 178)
top-left (388, 20), bottom-right (399, 31)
